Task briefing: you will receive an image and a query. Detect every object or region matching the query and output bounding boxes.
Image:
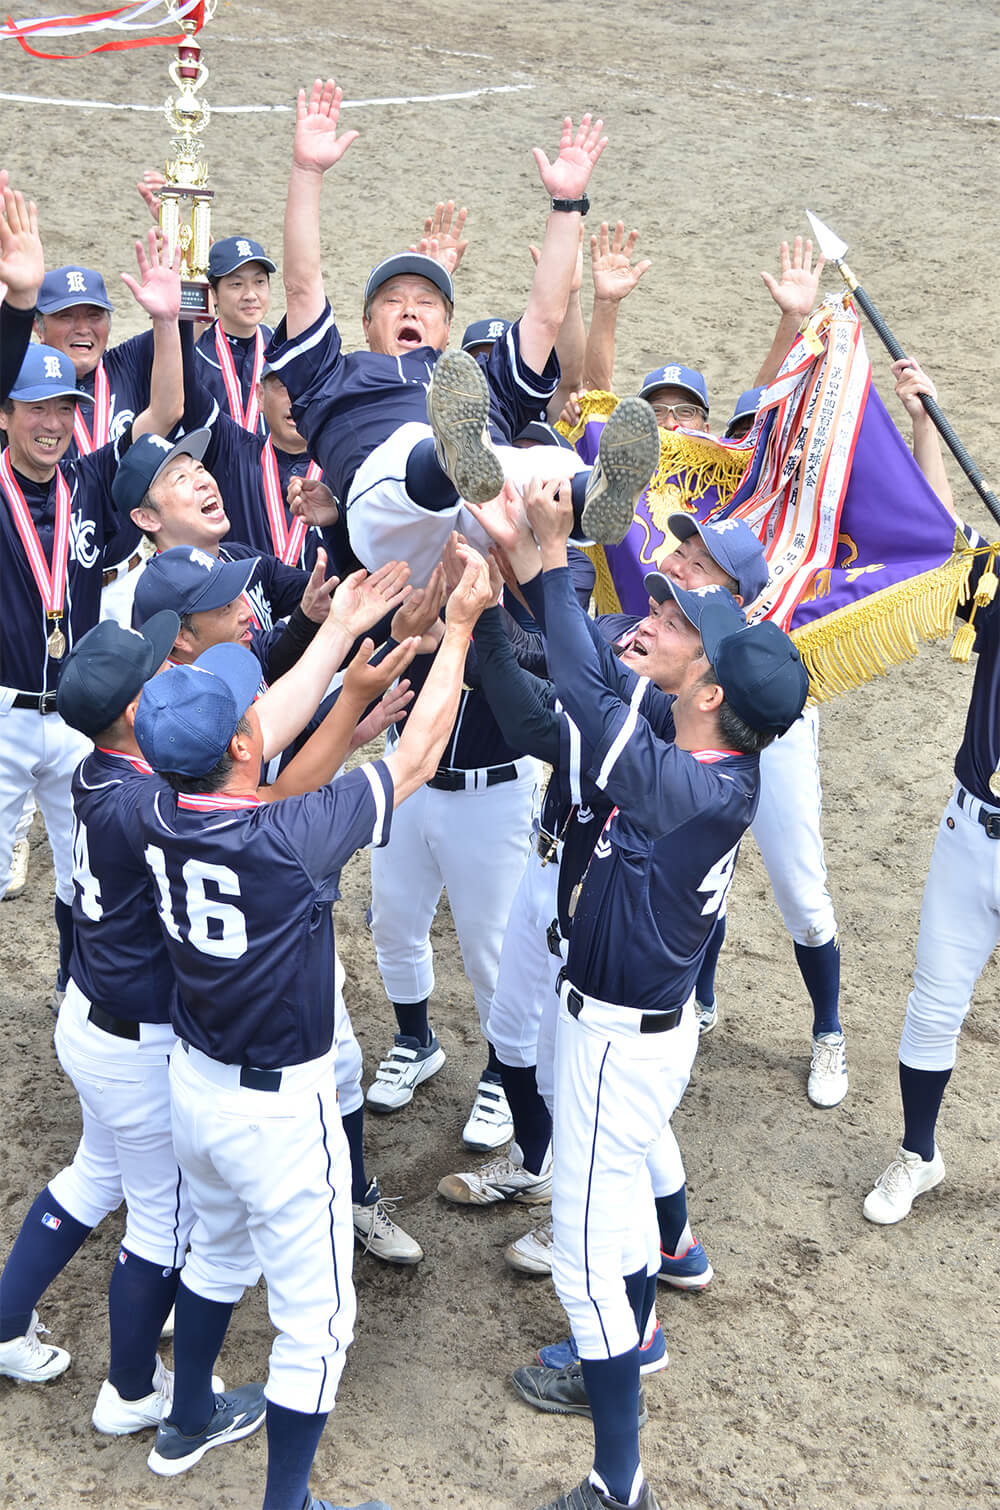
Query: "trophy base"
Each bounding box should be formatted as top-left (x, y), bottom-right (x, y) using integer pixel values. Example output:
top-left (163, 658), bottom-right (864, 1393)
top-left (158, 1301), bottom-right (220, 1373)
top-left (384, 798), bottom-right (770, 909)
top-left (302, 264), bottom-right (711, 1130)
top-left (179, 279), bottom-right (214, 322)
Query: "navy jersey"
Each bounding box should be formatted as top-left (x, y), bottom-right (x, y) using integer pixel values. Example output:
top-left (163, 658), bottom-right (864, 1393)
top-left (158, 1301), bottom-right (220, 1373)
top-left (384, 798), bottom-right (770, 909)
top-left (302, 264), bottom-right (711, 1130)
top-left (0, 446), bottom-right (130, 693)
top-left (954, 525), bottom-right (1000, 802)
top-left (134, 761), bottom-right (393, 1067)
top-left (0, 301), bottom-right (35, 404)
top-left (265, 302), bottom-right (558, 506)
top-left (214, 541), bottom-right (308, 633)
top-left (540, 565), bottom-right (760, 1011)
top-left (69, 748), bottom-right (176, 1024)
top-left (62, 332), bottom-right (155, 462)
top-left (194, 322), bottom-right (274, 438)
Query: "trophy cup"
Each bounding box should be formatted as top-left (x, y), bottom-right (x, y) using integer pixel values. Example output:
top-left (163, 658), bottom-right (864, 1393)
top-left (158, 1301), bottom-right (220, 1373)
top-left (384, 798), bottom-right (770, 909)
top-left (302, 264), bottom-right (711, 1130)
top-left (158, 1), bottom-right (219, 320)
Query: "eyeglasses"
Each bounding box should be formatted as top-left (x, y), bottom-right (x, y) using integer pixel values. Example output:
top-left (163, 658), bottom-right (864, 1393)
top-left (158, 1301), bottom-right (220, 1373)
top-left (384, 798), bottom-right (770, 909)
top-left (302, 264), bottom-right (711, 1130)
top-left (650, 401), bottom-right (706, 426)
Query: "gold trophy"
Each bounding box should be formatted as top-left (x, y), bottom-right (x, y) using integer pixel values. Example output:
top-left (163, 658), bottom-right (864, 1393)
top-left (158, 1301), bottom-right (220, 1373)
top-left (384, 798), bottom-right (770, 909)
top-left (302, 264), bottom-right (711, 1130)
top-left (159, 1), bottom-right (219, 320)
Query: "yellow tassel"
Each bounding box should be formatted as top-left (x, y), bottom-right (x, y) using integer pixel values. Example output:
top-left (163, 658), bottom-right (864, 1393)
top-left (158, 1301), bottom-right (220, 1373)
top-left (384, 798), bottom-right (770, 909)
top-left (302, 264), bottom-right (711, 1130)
top-left (950, 622), bottom-right (976, 662)
top-left (974, 569), bottom-right (998, 606)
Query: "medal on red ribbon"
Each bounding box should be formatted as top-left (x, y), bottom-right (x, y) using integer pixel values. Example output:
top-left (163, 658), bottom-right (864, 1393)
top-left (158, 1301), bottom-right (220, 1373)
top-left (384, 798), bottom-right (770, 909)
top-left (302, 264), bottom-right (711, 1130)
top-left (260, 439), bottom-right (320, 566)
top-left (0, 448), bottom-right (72, 658)
top-left (214, 323), bottom-right (264, 433)
top-left (71, 360), bottom-right (110, 455)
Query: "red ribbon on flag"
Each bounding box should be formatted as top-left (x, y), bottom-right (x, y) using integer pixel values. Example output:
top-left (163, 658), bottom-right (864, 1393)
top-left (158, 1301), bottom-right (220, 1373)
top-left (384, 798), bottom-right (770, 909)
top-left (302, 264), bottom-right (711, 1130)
top-left (3, 1), bottom-right (203, 58)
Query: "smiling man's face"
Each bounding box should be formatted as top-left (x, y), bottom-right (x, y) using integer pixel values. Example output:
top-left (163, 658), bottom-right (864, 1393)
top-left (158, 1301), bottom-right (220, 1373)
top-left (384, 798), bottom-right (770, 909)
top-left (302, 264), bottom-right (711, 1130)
top-left (36, 305), bottom-right (111, 379)
top-left (362, 274), bottom-right (451, 357)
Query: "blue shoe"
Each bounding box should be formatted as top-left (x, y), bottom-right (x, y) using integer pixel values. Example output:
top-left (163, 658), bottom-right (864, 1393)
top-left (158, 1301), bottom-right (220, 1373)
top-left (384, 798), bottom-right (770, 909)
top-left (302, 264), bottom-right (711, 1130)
top-left (310, 1499), bottom-right (392, 1509)
top-left (658, 1239), bottom-right (713, 1290)
top-left (147, 1383), bottom-right (266, 1476)
top-left (538, 1321), bottom-right (668, 1376)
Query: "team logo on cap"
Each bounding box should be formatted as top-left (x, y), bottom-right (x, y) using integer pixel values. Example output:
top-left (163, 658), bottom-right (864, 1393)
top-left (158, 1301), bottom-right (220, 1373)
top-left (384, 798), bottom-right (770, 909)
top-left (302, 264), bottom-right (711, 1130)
top-left (148, 435), bottom-right (174, 454)
top-left (712, 519), bottom-right (742, 534)
top-left (487, 320), bottom-right (506, 339)
top-left (236, 239), bottom-right (253, 259)
top-left (66, 270), bottom-right (87, 294)
top-left (663, 365), bottom-right (682, 382)
top-left (690, 584), bottom-right (727, 597)
top-left (188, 547), bottom-right (215, 572)
top-left (43, 355), bottom-right (63, 379)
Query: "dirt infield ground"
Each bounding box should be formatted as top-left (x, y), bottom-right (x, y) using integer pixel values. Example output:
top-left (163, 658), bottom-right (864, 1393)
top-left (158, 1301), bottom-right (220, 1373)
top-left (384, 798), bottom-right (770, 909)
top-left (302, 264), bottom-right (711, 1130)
top-left (1, 2), bottom-right (998, 1507)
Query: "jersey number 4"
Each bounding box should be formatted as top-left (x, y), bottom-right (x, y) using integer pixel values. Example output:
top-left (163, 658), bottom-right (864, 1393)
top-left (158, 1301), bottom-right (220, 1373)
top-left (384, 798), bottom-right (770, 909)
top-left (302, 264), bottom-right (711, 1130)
top-left (696, 842), bottom-right (739, 918)
top-left (145, 844), bottom-right (248, 960)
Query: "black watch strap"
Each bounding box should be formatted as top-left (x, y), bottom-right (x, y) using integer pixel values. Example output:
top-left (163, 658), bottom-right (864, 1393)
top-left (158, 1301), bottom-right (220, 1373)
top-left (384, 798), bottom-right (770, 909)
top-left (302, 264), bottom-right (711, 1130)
top-left (550, 194), bottom-right (590, 216)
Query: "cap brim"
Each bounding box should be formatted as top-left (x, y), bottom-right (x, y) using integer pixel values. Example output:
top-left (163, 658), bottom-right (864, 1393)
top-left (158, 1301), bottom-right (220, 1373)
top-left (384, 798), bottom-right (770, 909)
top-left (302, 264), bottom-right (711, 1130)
top-left (637, 381), bottom-right (708, 413)
top-left (140, 609), bottom-right (182, 670)
top-left (211, 255), bottom-right (277, 277)
top-left (37, 296), bottom-right (114, 314)
top-left (188, 555), bottom-right (256, 614)
top-left (148, 428), bottom-right (212, 491)
top-left (194, 642), bottom-right (262, 723)
top-left (8, 384), bottom-right (92, 403)
top-left (699, 601), bottom-right (751, 664)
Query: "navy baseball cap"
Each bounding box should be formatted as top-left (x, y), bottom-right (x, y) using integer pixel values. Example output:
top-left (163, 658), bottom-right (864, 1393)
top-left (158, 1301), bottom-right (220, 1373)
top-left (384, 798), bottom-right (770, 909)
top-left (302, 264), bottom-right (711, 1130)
top-left (638, 364), bottom-right (709, 415)
top-left (667, 513), bottom-right (769, 605)
top-left (725, 387), bottom-right (764, 438)
top-left (56, 612), bottom-right (180, 738)
top-left (461, 317), bottom-right (510, 351)
top-left (135, 642), bottom-right (261, 777)
top-left (515, 420), bottom-right (575, 451)
top-left (37, 266), bottom-right (114, 314)
top-left (364, 253), bottom-right (454, 310)
top-left (643, 576), bottom-right (746, 637)
top-left (134, 546), bottom-right (255, 624)
top-left (112, 429), bottom-right (212, 516)
top-left (700, 609), bottom-right (809, 735)
top-left (7, 344), bottom-right (92, 404)
top-left (208, 236), bottom-right (276, 279)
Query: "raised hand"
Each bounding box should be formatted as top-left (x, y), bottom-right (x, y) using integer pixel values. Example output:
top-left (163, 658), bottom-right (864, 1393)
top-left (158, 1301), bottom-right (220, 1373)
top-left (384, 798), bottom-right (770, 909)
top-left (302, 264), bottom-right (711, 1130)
top-left (287, 474), bottom-right (340, 527)
top-left (136, 168), bottom-right (167, 223)
top-left (760, 236), bottom-right (825, 322)
top-left (443, 535), bottom-right (492, 631)
top-left (331, 558), bottom-right (412, 635)
top-left (409, 200), bottom-right (469, 275)
top-left (350, 678), bottom-right (416, 748)
top-left (390, 563), bottom-right (447, 650)
top-left (293, 79), bottom-right (360, 175)
top-left (121, 228), bottom-right (181, 321)
top-left (0, 179), bottom-right (44, 305)
top-left (590, 220), bottom-right (651, 304)
top-left (532, 113), bottom-right (607, 201)
top-left (342, 635), bottom-right (418, 707)
top-left (892, 356), bottom-right (938, 419)
top-left (522, 474), bottom-right (572, 551)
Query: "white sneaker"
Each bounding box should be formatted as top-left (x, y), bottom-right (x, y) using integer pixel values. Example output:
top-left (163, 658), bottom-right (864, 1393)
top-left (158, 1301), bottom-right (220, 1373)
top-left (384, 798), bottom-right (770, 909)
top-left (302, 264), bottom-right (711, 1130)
top-left (3, 839), bottom-right (29, 900)
top-left (352, 1177), bottom-right (423, 1265)
top-left (807, 1031), bottom-right (848, 1107)
top-left (695, 999), bottom-right (718, 1034)
top-left (863, 1145), bottom-right (946, 1225)
top-left (438, 1143), bottom-right (553, 1206)
top-left (461, 1077), bottom-right (513, 1150)
top-left (92, 1356), bottom-right (224, 1435)
top-left (504, 1218), bottom-right (554, 1275)
top-left (0, 1311), bottom-right (70, 1383)
top-left (365, 1033), bottom-right (446, 1113)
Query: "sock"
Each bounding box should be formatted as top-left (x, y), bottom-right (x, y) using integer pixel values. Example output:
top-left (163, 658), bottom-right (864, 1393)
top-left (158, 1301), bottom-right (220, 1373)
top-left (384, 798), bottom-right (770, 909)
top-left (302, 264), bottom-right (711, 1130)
top-left (654, 1185), bottom-right (689, 1256)
top-left (261, 1400), bottom-right (329, 1510)
top-left (580, 1350), bottom-right (642, 1507)
top-left (107, 1248), bottom-right (179, 1400)
top-left (341, 1106), bottom-right (368, 1205)
top-left (899, 1062), bottom-right (952, 1163)
top-left (795, 936), bottom-right (841, 1036)
top-left (484, 1041), bottom-right (502, 1077)
top-left (54, 897), bottom-right (74, 990)
top-left (623, 1266), bottom-right (646, 1337)
top-left (404, 436), bottom-right (460, 513)
top-left (696, 913), bottom-right (726, 1006)
top-left (0, 1187), bottom-right (91, 1341)
top-left (639, 1274), bottom-right (657, 1345)
top-left (392, 999), bottom-right (430, 1046)
top-left (497, 1062), bottom-right (552, 1175)
top-left (165, 1281), bottom-right (233, 1435)
top-left (569, 471), bottom-right (589, 532)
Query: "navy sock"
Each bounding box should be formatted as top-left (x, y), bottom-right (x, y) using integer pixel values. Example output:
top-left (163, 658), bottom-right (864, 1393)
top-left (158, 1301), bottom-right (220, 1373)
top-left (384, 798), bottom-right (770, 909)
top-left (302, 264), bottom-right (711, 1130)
top-left (262, 1400), bottom-right (328, 1510)
top-left (900, 1062), bottom-right (952, 1163)
top-left (54, 897), bottom-right (74, 990)
top-left (654, 1185), bottom-right (688, 1256)
top-left (392, 999), bottom-right (430, 1046)
top-left (580, 1350), bottom-right (642, 1507)
top-left (165, 1281), bottom-right (233, 1434)
top-left (107, 1247), bottom-right (179, 1400)
top-left (341, 1106), bottom-right (368, 1204)
top-left (569, 471), bottom-right (589, 532)
top-left (404, 436), bottom-right (460, 513)
top-left (640, 1273), bottom-right (657, 1343)
top-left (696, 913), bottom-right (726, 1006)
top-left (795, 936), bottom-right (841, 1036)
top-left (0, 1187), bottom-right (91, 1341)
top-left (497, 1062), bottom-right (552, 1175)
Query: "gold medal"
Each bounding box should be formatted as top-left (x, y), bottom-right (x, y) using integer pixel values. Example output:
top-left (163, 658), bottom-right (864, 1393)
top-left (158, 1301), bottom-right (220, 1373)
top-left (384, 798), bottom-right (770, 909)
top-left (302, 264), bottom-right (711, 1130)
top-left (989, 770), bottom-right (1000, 800)
top-left (47, 620), bottom-right (66, 659)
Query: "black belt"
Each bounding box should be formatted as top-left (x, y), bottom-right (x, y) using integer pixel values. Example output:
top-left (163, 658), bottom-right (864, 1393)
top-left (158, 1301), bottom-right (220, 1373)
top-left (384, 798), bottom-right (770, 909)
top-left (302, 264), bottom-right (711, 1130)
top-left (426, 761), bottom-right (519, 792)
top-left (546, 918), bottom-right (563, 958)
top-left (535, 827), bottom-right (560, 862)
top-left (12, 691), bottom-right (58, 714)
top-left (88, 1003), bottom-right (141, 1041)
top-left (558, 971), bottom-right (683, 1034)
top-left (180, 1039), bottom-right (282, 1091)
top-left (958, 785), bottom-right (1000, 840)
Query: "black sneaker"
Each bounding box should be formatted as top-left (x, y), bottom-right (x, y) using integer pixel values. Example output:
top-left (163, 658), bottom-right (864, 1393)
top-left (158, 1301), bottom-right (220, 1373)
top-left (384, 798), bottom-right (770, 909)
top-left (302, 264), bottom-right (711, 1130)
top-left (147, 1383), bottom-right (266, 1476)
top-left (580, 397), bottom-right (660, 544)
top-left (425, 348), bottom-right (505, 504)
top-left (511, 1361), bottom-right (647, 1427)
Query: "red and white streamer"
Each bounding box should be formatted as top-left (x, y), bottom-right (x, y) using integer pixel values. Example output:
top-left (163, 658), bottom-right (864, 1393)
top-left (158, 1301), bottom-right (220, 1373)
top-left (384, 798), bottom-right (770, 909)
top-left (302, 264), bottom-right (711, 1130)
top-left (1, 2), bottom-right (203, 57)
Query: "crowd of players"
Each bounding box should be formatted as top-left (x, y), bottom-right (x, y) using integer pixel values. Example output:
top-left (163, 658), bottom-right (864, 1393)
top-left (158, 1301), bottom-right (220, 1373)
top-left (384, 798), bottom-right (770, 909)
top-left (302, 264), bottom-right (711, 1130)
top-left (0, 79), bottom-right (994, 1510)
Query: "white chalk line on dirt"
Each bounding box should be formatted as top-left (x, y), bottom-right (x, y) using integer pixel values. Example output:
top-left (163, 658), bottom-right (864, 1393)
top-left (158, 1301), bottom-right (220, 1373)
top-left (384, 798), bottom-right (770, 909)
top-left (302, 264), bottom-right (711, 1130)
top-left (0, 82), bottom-right (533, 113)
top-left (711, 78), bottom-right (1000, 126)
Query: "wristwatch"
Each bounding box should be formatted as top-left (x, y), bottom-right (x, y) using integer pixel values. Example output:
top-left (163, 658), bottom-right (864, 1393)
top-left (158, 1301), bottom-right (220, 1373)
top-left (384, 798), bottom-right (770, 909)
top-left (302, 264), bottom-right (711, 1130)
top-left (550, 194), bottom-right (590, 215)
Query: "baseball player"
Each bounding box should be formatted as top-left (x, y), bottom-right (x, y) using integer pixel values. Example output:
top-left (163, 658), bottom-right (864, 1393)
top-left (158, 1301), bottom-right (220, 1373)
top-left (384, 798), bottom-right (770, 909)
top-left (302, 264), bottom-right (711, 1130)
top-left (194, 235), bottom-right (276, 436)
top-left (505, 476), bottom-right (807, 1510)
top-left (129, 546), bottom-right (491, 1507)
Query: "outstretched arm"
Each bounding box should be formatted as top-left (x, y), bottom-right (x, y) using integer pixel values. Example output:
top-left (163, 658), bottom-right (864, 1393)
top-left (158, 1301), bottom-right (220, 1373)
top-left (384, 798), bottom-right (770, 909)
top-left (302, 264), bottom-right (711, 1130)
top-left (755, 235), bottom-right (825, 385)
top-left (892, 356), bottom-right (955, 517)
top-left (529, 223), bottom-right (586, 420)
top-left (0, 175), bottom-right (44, 402)
top-left (283, 79), bottom-right (359, 338)
top-left (582, 220), bottom-right (651, 393)
top-left (124, 230), bottom-right (183, 440)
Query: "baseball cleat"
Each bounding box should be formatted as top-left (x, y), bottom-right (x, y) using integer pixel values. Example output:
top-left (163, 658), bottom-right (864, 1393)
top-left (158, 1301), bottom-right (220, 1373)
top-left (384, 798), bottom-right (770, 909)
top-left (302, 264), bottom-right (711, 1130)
top-left (538, 1321), bottom-right (668, 1376)
top-left (0, 1310), bottom-right (70, 1383)
top-left (695, 998), bottom-right (718, 1034)
top-left (438, 1142), bottom-right (552, 1206)
top-left (503, 1218), bottom-right (554, 1275)
top-left (3, 838), bottom-right (29, 899)
top-left (512, 1361), bottom-right (648, 1427)
top-left (146, 1383), bottom-right (266, 1476)
top-left (536, 1477), bottom-right (661, 1510)
top-left (863, 1144), bottom-right (945, 1225)
top-left (461, 1074), bottom-right (514, 1150)
top-left (425, 348), bottom-right (505, 504)
top-left (807, 1031), bottom-right (848, 1107)
top-left (92, 1357), bottom-right (225, 1435)
top-left (579, 397), bottom-right (660, 545)
top-left (658, 1238), bottom-right (714, 1290)
top-left (365, 1034), bottom-right (446, 1113)
top-left (352, 1176), bottom-right (423, 1265)
top-left (309, 1499), bottom-right (392, 1509)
